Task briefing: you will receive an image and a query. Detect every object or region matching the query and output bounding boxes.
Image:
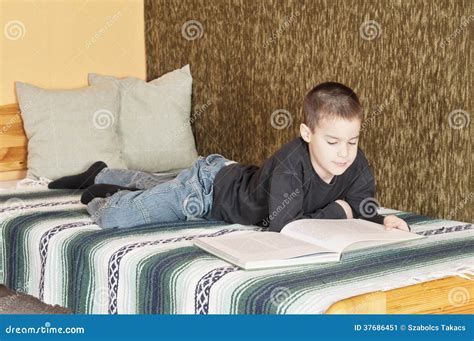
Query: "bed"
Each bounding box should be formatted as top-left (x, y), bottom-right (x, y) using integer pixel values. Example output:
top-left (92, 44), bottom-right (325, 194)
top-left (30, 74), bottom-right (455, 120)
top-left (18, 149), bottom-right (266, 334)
top-left (0, 103), bottom-right (473, 314)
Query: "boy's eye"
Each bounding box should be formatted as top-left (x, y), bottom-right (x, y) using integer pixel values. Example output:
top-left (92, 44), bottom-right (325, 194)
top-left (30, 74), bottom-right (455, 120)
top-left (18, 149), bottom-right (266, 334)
top-left (327, 142), bottom-right (357, 145)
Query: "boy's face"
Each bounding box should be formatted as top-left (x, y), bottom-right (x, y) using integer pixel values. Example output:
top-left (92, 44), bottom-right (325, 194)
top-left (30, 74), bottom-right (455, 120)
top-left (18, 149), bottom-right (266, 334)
top-left (300, 117), bottom-right (361, 184)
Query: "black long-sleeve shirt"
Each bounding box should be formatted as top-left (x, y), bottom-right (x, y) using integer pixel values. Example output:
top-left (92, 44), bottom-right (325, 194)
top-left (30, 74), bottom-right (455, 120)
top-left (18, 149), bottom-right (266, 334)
top-left (210, 137), bottom-right (386, 232)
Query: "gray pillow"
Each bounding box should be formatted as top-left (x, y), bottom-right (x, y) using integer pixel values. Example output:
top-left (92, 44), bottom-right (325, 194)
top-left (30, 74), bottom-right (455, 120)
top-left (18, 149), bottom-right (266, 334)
top-left (15, 81), bottom-right (126, 180)
top-left (88, 65), bottom-right (198, 173)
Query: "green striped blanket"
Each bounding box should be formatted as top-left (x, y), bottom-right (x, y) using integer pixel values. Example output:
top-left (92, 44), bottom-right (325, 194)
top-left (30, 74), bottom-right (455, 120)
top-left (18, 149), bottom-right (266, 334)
top-left (0, 189), bottom-right (472, 314)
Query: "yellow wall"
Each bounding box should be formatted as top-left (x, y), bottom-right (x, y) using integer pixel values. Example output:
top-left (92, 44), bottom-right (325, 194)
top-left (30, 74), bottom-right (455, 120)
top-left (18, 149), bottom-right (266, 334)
top-left (0, 0), bottom-right (146, 105)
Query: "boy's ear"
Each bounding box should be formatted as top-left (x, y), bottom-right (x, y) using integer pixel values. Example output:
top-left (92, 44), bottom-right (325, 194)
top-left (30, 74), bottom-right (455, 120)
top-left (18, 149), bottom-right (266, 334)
top-left (300, 123), bottom-right (312, 143)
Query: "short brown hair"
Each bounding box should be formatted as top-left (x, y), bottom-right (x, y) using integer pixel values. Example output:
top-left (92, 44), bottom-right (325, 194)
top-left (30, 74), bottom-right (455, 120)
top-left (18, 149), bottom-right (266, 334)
top-left (303, 82), bottom-right (362, 132)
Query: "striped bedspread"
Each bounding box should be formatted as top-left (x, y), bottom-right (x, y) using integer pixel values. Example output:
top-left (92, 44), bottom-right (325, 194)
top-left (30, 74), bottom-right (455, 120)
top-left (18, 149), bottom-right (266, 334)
top-left (0, 188), bottom-right (472, 314)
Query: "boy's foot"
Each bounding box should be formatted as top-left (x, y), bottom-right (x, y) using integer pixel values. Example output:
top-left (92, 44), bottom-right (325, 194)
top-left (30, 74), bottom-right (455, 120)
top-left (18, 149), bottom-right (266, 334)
top-left (48, 161), bottom-right (108, 189)
top-left (80, 184), bottom-right (140, 205)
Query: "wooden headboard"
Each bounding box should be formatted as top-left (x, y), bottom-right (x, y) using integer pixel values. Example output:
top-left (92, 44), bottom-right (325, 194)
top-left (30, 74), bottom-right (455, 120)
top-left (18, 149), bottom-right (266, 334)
top-left (0, 103), bottom-right (27, 181)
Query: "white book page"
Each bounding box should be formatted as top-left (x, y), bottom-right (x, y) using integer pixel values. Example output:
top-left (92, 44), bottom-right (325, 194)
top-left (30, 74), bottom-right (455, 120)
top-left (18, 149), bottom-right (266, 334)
top-left (194, 231), bottom-right (336, 263)
top-left (281, 219), bottom-right (423, 253)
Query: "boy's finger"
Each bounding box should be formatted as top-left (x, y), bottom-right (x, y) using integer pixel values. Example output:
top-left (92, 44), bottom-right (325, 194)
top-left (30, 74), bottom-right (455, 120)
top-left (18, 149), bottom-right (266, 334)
top-left (385, 223), bottom-right (401, 230)
top-left (394, 225), bottom-right (408, 231)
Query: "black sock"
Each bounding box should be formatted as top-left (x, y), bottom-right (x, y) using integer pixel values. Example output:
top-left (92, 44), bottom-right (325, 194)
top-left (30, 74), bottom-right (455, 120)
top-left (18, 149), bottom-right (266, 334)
top-left (48, 161), bottom-right (108, 189)
top-left (80, 184), bottom-right (140, 205)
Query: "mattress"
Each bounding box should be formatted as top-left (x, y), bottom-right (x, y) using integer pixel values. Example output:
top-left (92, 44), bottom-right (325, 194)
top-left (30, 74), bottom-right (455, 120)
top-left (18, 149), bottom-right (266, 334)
top-left (0, 188), bottom-right (472, 314)
top-left (0, 180), bottom-right (23, 191)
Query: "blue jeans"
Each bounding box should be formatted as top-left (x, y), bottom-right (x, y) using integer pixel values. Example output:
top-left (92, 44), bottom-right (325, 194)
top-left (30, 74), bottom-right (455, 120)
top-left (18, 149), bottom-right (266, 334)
top-left (86, 154), bottom-right (236, 229)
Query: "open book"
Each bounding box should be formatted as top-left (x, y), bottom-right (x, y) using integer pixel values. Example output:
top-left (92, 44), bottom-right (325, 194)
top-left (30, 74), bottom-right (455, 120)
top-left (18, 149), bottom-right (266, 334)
top-left (193, 219), bottom-right (425, 270)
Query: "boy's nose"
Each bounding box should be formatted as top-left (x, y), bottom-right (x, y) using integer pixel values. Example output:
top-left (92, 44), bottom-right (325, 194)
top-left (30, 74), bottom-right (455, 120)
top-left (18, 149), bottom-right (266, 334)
top-left (337, 146), bottom-right (349, 158)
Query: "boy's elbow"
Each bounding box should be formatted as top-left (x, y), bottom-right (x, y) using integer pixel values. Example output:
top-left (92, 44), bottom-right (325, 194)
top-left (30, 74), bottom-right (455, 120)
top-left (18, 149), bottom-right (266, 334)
top-left (346, 208), bottom-right (353, 219)
top-left (334, 199), bottom-right (353, 219)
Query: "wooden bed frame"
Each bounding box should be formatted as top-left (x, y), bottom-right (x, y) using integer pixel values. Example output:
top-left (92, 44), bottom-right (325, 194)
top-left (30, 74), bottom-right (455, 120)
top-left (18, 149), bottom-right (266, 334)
top-left (0, 103), bottom-right (472, 314)
top-left (0, 104), bottom-right (27, 181)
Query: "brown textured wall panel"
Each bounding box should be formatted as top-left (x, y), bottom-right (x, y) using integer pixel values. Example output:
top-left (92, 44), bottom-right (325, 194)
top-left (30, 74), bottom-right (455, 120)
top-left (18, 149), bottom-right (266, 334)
top-left (145, 0), bottom-right (472, 223)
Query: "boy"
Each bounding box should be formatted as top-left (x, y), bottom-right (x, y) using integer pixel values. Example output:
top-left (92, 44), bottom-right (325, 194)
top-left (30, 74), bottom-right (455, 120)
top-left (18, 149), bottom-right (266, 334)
top-left (48, 82), bottom-right (409, 232)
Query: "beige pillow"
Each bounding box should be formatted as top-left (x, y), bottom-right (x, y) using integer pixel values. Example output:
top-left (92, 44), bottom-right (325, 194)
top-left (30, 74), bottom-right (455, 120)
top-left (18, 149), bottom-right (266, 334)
top-left (15, 81), bottom-right (126, 180)
top-left (88, 65), bottom-right (198, 173)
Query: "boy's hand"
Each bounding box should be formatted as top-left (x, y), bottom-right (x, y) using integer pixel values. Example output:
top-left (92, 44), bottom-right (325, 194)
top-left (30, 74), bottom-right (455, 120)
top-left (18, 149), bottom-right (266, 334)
top-left (383, 215), bottom-right (410, 232)
top-left (334, 199), bottom-right (353, 219)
